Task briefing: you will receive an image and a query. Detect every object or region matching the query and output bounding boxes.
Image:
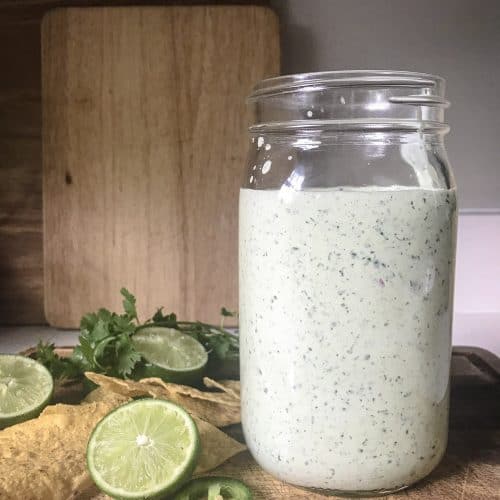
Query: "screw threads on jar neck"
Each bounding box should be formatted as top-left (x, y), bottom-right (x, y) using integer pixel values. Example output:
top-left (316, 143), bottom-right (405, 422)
top-left (248, 70), bottom-right (449, 134)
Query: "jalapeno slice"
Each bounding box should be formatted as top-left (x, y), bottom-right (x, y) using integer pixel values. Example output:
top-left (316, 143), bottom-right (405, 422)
top-left (173, 477), bottom-right (253, 499)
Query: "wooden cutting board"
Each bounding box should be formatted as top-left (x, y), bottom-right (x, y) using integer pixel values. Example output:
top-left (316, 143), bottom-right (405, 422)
top-left (42, 5), bottom-right (279, 328)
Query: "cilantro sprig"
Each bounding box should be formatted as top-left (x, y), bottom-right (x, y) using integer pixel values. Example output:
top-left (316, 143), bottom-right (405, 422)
top-left (35, 289), bottom-right (238, 382)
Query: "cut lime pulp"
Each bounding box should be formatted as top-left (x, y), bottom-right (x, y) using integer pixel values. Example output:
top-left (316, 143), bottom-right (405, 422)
top-left (132, 327), bottom-right (208, 384)
top-left (172, 476), bottom-right (253, 499)
top-left (87, 398), bottom-right (200, 499)
top-left (0, 354), bottom-right (54, 429)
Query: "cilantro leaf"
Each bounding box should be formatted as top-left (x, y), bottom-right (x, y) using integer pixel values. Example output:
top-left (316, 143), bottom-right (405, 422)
top-left (113, 315), bottom-right (137, 335)
top-left (80, 312), bottom-right (99, 332)
top-left (91, 318), bottom-right (111, 342)
top-left (35, 341), bottom-right (82, 380)
top-left (121, 288), bottom-right (138, 321)
top-left (152, 308), bottom-right (177, 324)
top-left (220, 307), bottom-right (235, 317)
top-left (77, 331), bottom-right (97, 368)
top-left (114, 334), bottom-right (142, 377)
top-left (71, 345), bottom-right (92, 371)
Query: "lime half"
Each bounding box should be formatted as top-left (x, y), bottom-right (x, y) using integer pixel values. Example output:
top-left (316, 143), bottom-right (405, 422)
top-left (132, 327), bottom-right (208, 384)
top-left (87, 398), bottom-right (200, 499)
top-left (0, 354), bottom-right (53, 429)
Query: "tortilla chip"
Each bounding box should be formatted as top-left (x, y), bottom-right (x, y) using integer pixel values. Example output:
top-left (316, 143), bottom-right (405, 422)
top-left (142, 377), bottom-right (240, 407)
top-left (84, 374), bottom-right (148, 398)
top-left (0, 401), bottom-right (117, 500)
top-left (144, 380), bottom-right (241, 427)
top-left (85, 373), bottom-right (240, 427)
top-left (203, 377), bottom-right (241, 400)
top-left (193, 417), bottom-right (246, 474)
top-left (83, 387), bottom-right (131, 406)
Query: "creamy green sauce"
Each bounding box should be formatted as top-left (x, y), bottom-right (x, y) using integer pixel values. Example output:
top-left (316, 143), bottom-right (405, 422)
top-left (239, 186), bottom-right (456, 491)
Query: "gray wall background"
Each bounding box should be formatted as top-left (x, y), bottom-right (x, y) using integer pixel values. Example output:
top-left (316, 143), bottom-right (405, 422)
top-left (271, 0), bottom-right (500, 210)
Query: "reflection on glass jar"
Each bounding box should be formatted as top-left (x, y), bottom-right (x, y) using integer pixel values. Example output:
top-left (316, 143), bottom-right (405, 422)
top-left (239, 71), bottom-right (457, 496)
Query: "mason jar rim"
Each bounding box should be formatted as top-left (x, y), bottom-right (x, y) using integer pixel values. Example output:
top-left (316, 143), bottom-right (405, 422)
top-left (249, 70), bottom-right (447, 102)
top-left (248, 70), bottom-right (450, 133)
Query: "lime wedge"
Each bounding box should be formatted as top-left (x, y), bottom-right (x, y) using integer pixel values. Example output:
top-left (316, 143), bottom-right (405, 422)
top-left (172, 476), bottom-right (253, 499)
top-left (132, 327), bottom-right (208, 384)
top-left (87, 398), bottom-right (200, 499)
top-left (0, 354), bottom-right (53, 429)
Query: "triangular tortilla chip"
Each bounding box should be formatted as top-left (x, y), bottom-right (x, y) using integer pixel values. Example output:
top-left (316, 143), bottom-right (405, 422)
top-left (193, 417), bottom-right (246, 474)
top-left (85, 373), bottom-right (240, 427)
top-left (143, 377), bottom-right (240, 407)
top-left (83, 387), bottom-right (130, 406)
top-left (0, 401), bottom-right (117, 500)
top-left (203, 377), bottom-right (241, 400)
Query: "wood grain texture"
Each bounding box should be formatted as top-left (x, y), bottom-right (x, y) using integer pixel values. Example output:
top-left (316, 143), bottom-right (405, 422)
top-left (0, 7), bottom-right (44, 324)
top-left (0, 1), bottom-right (272, 326)
top-left (42, 6), bottom-right (279, 327)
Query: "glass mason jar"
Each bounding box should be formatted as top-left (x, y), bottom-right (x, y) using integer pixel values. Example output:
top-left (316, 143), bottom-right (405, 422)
top-left (239, 71), bottom-right (457, 496)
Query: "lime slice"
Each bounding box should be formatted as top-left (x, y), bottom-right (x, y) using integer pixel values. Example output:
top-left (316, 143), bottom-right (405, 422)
top-left (87, 398), bottom-right (200, 499)
top-left (172, 477), bottom-right (253, 499)
top-left (132, 327), bottom-right (208, 384)
top-left (0, 354), bottom-right (54, 429)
